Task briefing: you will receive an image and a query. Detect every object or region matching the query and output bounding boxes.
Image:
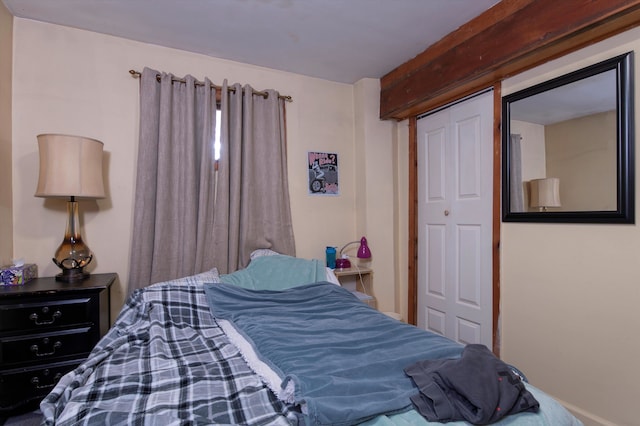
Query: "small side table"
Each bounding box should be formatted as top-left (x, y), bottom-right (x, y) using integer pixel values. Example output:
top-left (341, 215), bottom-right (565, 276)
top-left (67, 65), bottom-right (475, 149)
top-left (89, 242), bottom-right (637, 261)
top-left (333, 267), bottom-right (375, 308)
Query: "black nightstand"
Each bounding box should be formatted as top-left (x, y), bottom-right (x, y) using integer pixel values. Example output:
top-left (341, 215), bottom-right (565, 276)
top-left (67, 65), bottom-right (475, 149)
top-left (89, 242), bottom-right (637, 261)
top-left (0, 273), bottom-right (115, 415)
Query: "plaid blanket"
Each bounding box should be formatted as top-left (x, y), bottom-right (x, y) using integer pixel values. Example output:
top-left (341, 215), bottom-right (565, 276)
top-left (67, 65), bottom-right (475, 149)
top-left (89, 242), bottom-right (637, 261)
top-left (40, 271), bottom-right (299, 426)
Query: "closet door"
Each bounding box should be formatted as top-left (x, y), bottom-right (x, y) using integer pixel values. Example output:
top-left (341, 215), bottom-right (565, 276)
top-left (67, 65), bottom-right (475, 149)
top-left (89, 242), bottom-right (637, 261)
top-left (416, 91), bottom-right (493, 347)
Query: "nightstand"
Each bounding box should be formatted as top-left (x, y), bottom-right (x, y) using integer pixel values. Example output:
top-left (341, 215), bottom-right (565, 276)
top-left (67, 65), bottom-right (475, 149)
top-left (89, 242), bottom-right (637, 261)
top-left (333, 267), bottom-right (375, 308)
top-left (0, 273), bottom-right (115, 415)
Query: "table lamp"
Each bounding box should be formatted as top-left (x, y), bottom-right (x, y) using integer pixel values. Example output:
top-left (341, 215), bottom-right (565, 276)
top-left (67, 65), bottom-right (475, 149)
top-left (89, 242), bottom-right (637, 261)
top-left (529, 177), bottom-right (561, 212)
top-left (35, 134), bottom-right (105, 282)
top-left (336, 236), bottom-right (372, 269)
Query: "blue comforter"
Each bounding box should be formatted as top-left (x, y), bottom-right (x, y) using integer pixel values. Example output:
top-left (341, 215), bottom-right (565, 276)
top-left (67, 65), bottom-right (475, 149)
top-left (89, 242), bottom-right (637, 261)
top-left (204, 281), bottom-right (463, 426)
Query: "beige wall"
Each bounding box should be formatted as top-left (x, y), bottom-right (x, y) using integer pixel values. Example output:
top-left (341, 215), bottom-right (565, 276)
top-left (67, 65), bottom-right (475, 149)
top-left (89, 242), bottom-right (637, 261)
top-left (10, 19), bottom-right (397, 319)
top-left (511, 119), bottom-right (546, 181)
top-left (394, 120), bottom-right (410, 320)
top-left (512, 111), bottom-right (617, 213)
top-left (501, 27), bottom-right (640, 426)
top-left (546, 111), bottom-right (617, 211)
top-left (353, 78), bottom-right (397, 313)
top-left (0, 3), bottom-right (12, 266)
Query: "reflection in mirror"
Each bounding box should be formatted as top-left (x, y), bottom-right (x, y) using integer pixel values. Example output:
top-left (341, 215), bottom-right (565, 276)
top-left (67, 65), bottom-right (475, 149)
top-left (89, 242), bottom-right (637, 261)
top-left (511, 70), bottom-right (616, 212)
top-left (502, 52), bottom-right (634, 223)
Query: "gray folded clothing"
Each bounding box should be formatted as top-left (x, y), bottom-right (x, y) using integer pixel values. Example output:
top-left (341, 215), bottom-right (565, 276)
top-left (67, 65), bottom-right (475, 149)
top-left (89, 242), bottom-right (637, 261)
top-left (404, 344), bottom-right (539, 425)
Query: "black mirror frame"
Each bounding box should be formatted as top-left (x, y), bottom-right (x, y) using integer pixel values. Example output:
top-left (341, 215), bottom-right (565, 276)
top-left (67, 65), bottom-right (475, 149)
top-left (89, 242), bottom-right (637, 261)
top-left (502, 52), bottom-right (635, 224)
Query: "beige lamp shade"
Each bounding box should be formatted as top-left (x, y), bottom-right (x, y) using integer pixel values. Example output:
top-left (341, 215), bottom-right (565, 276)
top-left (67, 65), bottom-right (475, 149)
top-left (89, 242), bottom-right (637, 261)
top-left (35, 134), bottom-right (106, 199)
top-left (529, 177), bottom-right (561, 209)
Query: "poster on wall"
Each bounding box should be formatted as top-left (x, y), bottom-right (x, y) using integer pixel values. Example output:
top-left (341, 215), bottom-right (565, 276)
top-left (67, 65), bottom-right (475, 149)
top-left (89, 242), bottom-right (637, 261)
top-left (308, 151), bottom-right (339, 195)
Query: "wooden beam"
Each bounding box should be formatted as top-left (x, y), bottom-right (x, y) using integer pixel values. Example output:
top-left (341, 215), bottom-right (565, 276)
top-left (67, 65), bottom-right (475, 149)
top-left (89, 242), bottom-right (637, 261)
top-left (491, 82), bottom-right (501, 357)
top-left (380, 0), bottom-right (640, 120)
top-left (407, 116), bottom-right (418, 326)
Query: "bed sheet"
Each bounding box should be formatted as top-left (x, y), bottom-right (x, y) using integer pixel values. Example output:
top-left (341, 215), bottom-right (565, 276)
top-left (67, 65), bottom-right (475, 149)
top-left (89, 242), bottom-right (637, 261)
top-left (41, 272), bottom-right (582, 426)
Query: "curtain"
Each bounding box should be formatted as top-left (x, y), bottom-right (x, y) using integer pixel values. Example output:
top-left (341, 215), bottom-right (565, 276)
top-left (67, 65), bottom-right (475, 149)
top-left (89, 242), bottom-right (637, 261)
top-left (128, 68), bottom-right (217, 292)
top-left (509, 133), bottom-right (525, 212)
top-left (128, 68), bottom-right (295, 293)
top-left (211, 81), bottom-right (295, 273)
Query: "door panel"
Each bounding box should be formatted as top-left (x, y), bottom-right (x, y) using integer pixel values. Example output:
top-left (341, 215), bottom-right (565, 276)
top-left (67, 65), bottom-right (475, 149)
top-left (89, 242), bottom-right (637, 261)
top-left (457, 317), bottom-right (481, 344)
top-left (457, 116), bottom-right (482, 198)
top-left (426, 128), bottom-right (447, 200)
top-left (457, 224), bottom-right (481, 307)
top-left (426, 224), bottom-right (446, 298)
top-left (427, 307), bottom-right (446, 335)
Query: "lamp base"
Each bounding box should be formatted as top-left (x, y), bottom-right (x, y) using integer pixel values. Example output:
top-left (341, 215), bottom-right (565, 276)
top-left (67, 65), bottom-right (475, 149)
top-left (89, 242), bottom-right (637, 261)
top-left (335, 258), bottom-right (351, 269)
top-left (55, 267), bottom-right (90, 283)
top-left (51, 200), bottom-right (94, 283)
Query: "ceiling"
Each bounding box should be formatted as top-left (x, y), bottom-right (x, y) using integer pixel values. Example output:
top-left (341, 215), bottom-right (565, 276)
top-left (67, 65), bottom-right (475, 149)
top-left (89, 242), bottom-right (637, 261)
top-left (2, 0), bottom-right (500, 84)
top-left (509, 70), bottom-right (617, 125)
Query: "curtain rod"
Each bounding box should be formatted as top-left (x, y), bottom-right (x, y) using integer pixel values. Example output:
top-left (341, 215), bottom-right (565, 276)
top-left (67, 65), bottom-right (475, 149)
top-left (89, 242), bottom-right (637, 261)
top-left (129, 70), bottom-right (292, 102)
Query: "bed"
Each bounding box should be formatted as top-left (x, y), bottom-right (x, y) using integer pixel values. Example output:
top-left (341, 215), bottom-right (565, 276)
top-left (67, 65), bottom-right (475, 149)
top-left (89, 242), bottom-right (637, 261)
top-left (41, 253), bottom-right (583, 425)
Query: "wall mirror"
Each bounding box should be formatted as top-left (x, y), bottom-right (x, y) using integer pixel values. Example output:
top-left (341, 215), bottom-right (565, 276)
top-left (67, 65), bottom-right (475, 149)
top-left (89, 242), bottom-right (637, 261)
top-left (502, 52), bottom-right (634, 223)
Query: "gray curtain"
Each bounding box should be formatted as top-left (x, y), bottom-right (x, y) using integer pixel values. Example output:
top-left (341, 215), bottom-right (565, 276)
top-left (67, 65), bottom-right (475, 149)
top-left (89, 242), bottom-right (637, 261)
top-left (128, 68), bottom-right (295, 293)
top-left (509, 133), bottom-right (525, 212)
top-left (211, 81), bottom-right (295, 273)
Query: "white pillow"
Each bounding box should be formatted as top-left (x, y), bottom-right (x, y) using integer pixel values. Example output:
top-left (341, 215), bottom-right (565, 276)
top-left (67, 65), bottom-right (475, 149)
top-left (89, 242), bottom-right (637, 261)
top-left (250, 248), bottom-right (281, 260)
top-left (148, 268), bottom-right (220, 287)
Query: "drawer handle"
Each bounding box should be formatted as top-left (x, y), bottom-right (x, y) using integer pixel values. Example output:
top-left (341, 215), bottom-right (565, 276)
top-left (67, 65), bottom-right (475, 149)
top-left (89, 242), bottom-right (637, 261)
top-left (30, 371), bottom-right (63, 390)
top-left (29, 309), bottom-right (62, 325)
top-left (30, 338), bottom-right (62, 357)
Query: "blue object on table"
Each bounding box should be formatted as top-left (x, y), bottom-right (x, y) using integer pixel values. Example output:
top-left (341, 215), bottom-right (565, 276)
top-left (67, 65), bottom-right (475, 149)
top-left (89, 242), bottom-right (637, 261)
top-left (325, 246), bottom-right (336, 269)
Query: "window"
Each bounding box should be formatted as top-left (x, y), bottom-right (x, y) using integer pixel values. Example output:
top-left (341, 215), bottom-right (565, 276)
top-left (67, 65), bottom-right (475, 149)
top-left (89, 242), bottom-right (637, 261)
top-left (215, 109), bottom-right (221, 160)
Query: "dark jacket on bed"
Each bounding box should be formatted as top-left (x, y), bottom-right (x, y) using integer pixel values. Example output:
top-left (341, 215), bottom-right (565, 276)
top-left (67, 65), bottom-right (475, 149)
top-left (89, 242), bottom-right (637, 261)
top-left (404, 344), bottom-right (539, 425)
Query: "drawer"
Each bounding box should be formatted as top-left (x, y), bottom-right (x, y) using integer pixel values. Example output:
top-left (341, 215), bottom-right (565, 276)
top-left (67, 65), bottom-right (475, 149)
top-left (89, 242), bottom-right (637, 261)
top-left (0, 297), bottom-right (93, 333)
top-left (0, 326), bottom-right (94, 365)
top-left (0, 358), bottom-right (80, 412)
